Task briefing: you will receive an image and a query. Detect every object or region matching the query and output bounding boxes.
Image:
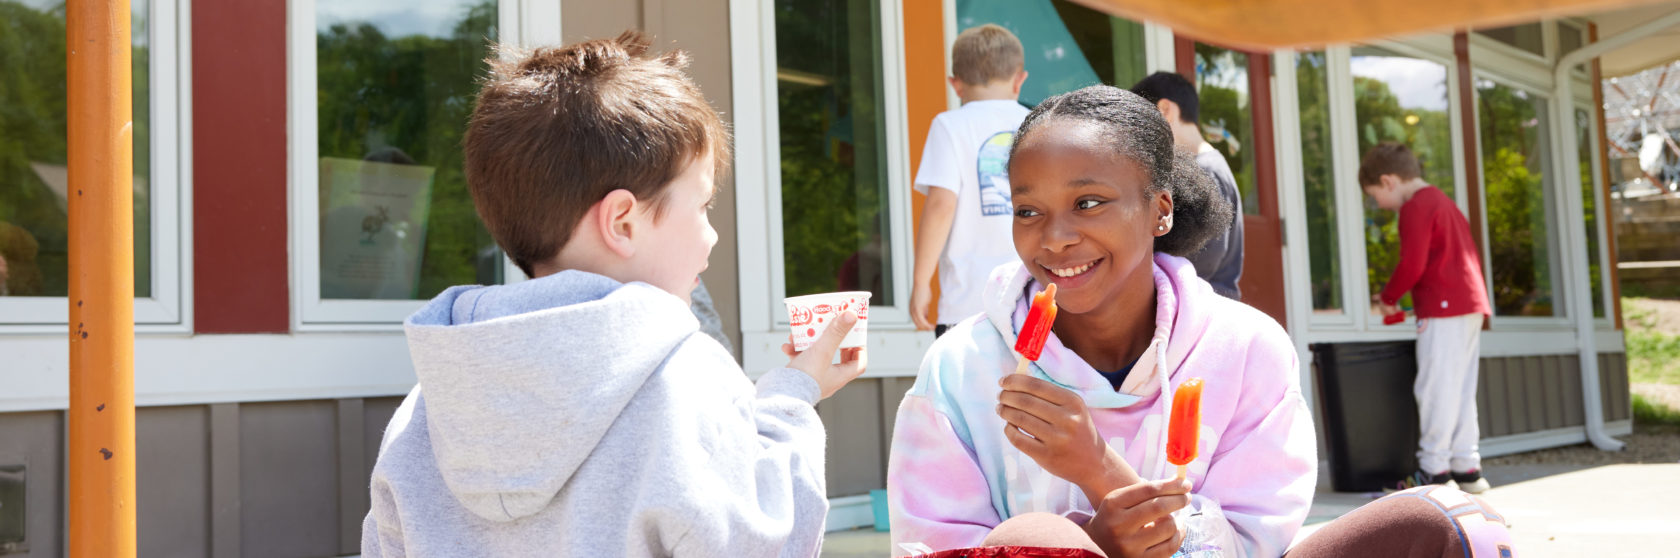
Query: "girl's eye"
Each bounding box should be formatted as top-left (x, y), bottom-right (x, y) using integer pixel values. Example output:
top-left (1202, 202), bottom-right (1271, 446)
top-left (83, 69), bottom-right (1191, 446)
top-left (1076, 199), bottom-right (1103, 210)
top-left (1014, 207), bottom-right (1040, 219)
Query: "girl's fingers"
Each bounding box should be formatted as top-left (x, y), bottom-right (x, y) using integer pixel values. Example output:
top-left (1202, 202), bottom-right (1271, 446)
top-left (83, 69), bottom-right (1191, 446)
top-left (996, 404), bottom-right (1055, 438)
top-left (999, 374), bottom-right (1078, 407)
top-left (997, 390), bottom-right (1063, 424)
top-left (1002, 421), bottom-right (1046, 452)
top-left (1138, 519), bottom-right (1186, 558)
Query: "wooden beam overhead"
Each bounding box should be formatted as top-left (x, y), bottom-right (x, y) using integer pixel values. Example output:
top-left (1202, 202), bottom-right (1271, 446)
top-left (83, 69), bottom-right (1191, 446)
top-left (1069, 0), bottom-right (1674, 50)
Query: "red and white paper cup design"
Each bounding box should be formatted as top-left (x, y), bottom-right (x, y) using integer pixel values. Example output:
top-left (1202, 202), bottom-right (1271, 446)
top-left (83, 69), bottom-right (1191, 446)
top-left (783, 291), bottom-right (871, 351)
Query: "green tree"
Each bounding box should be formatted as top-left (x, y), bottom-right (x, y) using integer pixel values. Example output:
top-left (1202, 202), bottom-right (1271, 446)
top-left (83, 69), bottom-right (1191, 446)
top-left (1478, 82), bottom-right (1552, 316)
top-left (0, 0), bottom-right (149, 297)
top-left (1296, 51), bottom-right (1341, 310)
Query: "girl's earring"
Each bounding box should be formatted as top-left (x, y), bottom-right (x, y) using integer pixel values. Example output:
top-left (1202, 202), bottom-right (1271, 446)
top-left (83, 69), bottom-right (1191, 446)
top-left (1157, 225), bottom-right (1166, 231)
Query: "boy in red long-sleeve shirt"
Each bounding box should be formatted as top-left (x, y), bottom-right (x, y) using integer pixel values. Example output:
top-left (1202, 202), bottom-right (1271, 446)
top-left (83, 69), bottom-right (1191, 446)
top-left (1360, 143), bottom-right (1493, 494)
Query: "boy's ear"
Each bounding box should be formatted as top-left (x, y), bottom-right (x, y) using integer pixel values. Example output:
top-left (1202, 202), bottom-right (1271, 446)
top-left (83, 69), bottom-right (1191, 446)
top-left (947, 76), bottom-right (965, 98)
top-left (1155, 99), bottom-right (1177, 122)
top-left (1011, 70), bottom-right (1028, 95)
top-left (594, 189), bottom-right (640, 259)
top-left (1379, 173), bottom-right (1401, 191)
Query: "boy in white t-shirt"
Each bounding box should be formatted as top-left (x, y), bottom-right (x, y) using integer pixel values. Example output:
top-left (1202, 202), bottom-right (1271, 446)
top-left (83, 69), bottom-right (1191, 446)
top-left (910, 24), bottom-right (1031, 335)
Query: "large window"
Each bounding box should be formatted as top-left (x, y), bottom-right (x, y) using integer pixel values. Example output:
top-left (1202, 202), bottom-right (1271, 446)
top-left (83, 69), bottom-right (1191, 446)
top-left (1477, 79), bottom-right (1559, 317)
top-left (1296, 51), bottom-right (1341, 314)
top-left (1577, 106), bottom-right (1606, 319)
top-left (774, 0), bottom-right (895, 304)
top-left (956, 0), bottom-right (1148, 107)
top-left (1, 0), bottom-right (148, 299)
top-left (293, 0), bottom-right (504, 324)
top-left (315, 0), bottom-right (500, 300)
top-left (1194, 43), bottom-right (1259, 216)
top-left (1350, 47), bottom-right (1455, 309)
top-left (1, 0), bottom-right (182, 326)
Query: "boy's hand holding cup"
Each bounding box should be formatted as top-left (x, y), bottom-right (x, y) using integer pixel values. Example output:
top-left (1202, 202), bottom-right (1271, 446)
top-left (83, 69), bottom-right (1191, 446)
top-left (782, 292), bottom-right (871, 400)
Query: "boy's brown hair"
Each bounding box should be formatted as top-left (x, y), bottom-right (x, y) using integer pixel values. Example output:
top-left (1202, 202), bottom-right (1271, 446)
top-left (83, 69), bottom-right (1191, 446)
top-left (951, 24), bottom-right (1024, 86)
top-left (1358, 142), bottom-right (1424, 187)
top-left (464, 31), bottom-right (730, 277)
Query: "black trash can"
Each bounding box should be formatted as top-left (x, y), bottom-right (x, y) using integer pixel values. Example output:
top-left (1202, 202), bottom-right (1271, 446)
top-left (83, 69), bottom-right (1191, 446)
top-left (1309, 341), bottom-right (1420, 492)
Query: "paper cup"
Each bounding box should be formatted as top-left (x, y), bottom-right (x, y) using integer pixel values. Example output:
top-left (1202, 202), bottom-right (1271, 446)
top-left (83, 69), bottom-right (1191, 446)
top-left (784, 291), bottom-right (871, 351)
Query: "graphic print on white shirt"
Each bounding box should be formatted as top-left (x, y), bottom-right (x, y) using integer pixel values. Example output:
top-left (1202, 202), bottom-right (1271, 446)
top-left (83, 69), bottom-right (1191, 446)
top-left (978, 131), bottom-right (1015, 216)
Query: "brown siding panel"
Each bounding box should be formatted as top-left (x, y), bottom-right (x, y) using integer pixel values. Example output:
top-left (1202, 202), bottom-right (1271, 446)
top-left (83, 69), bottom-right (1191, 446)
top-left (1542, 356), bottom-right (1565, 430)
top-left (1601, 353), bottom-right (1630, 422)
top-left (1525, 357), bottom-right (1549, 431)
top-left (818, 379), bottom-right (885, 497)
top-left (0, 411), bottom-right (65, 558)
top-left (1485, 359), bottom-right (1509, 436)
top-left (1476, 358), bottom-right (1493, 436)
top-left (1563, 358), bottom-right (1586, 427)
top-left (137, 406), bottom-right (211, 558)
top-left (239, 401), bottom-right (340, 558)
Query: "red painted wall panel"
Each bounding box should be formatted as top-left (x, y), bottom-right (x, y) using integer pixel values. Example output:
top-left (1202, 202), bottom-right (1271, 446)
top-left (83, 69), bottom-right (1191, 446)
top-left (193, 0), bottom-right (290, 333)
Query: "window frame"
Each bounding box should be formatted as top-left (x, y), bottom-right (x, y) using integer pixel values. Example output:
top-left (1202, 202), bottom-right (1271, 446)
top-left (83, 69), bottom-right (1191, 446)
top-left (286, 0), bottom-right (555, 331)
top-left (1336, 40), bottom-right (1471, 332)
top-left (1283, 48), bottom-right (1356, 327)
top-left (732, 0), bottom-right (927, 376)
top-left (1575, 98), bottom-right (1616, 328)
top-left (1469, 69), bottom-right (1572, 328)
top-left (0, 0), bottom-right (189, 334)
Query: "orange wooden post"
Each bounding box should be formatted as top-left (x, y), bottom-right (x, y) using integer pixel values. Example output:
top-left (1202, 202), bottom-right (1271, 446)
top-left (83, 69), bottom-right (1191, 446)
top-left (67, 0), bottom-right (138, 555)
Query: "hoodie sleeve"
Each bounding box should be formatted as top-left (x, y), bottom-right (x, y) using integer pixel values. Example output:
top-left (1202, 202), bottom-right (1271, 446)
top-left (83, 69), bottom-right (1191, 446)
top-left (1186, 331), bottom-right (1318, 558)
top-left (887, 393), bottom-right (1001, 555)
top-left (670, 365), bottom-right (830, 558)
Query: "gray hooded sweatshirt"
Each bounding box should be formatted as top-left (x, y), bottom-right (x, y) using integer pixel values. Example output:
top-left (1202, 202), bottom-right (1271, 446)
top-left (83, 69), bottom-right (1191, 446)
top-left (362, 271), bottom-right (830, 557)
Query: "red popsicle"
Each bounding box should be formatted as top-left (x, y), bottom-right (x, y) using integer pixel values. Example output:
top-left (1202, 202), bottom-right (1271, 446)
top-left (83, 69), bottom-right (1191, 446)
top-left (1167, 377), bottom-right (1205, 480)
top-left (1012, 283), bottom-right (1058, 374)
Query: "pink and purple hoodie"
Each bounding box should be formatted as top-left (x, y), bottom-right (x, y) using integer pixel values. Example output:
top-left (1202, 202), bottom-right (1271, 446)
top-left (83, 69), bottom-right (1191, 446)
top-left (887, 254), bottom-right (1317, 558)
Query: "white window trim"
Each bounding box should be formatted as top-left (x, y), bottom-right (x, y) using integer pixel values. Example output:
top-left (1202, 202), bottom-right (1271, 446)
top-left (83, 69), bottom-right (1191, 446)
top-left (286, 0), bottom-right (557, 331)
top-left (1468, 70), bottom-right (1574, 329)
top-left (735, 0), bottom-right (936, 377)
top-left (1282, 48), bottom-right (1357, 329)
top-left (1575, 100), bottom-right (1615, 327)
top-left (0, 0), bottom-right (190, 334)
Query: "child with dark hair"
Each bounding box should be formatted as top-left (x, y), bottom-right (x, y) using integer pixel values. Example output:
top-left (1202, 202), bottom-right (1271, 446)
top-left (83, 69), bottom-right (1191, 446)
top-left (887, 86), bottom-right (1514, 558)
top-left (1130, 72), bottom-right (1245, 300)
top-left (362, 32), bottom-right (865, 557)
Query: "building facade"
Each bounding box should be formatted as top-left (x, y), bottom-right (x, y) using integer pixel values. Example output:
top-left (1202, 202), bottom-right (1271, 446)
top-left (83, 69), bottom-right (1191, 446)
top-left (0, 0), bottom-right (1642, 554)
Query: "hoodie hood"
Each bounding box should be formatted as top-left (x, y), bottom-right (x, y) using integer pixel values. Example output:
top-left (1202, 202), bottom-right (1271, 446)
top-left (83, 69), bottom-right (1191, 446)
top-left (978, 253), bottom-right (1216, 407)
top-left (403, 270), bottom-right (698, 522)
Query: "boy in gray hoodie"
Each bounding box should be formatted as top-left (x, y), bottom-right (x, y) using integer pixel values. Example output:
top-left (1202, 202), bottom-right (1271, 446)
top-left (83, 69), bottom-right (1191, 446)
top-left (361, 32), bottom-right (867, 557)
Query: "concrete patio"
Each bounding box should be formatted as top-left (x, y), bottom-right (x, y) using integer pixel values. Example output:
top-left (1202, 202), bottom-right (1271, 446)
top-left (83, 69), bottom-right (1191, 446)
top-left (822, 462), bottom-right (1680, 557)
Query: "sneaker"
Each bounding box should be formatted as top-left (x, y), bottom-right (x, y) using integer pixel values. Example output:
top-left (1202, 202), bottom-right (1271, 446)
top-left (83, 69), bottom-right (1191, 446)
top-left (1390, 469), bottom-right (1450, 492)
top-left (1452, 469), bottom-right (1491, 494)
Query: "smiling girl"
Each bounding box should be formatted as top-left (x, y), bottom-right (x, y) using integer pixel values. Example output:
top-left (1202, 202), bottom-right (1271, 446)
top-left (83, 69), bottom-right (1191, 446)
top-left (887, 83), bottom-right (1311, 558)
top-left (886, 86), bottom-right (1514, 558)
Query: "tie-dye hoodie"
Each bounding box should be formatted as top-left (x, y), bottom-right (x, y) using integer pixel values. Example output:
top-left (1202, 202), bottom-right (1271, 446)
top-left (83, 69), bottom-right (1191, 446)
top-left (886, 254), bottom-right (1316, 558)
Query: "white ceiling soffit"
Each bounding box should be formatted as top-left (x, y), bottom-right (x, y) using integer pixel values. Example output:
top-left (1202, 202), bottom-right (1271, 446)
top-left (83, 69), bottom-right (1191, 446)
top-left (1589, 1), bottom-right (1680, 77)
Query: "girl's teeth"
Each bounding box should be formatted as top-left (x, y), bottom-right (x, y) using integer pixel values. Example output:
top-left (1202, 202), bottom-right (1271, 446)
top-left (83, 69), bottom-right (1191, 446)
top-left (1051, 262), bottom-right (1092, 277)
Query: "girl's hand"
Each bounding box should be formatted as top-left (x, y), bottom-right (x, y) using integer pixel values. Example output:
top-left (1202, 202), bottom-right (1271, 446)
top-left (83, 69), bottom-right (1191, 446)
top-left (1083, 478), bottom-right (1192, 558)
top-left (997, 374), bottom-right (1142, 503)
